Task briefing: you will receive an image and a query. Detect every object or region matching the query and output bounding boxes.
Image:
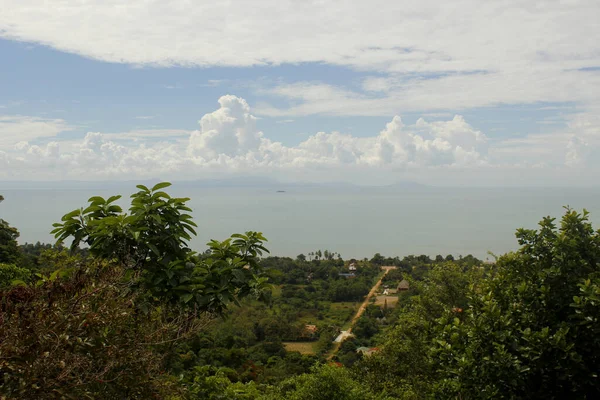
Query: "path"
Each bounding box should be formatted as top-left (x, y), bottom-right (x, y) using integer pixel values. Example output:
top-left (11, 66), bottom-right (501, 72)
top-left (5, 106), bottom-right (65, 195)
top-left (326, 266), bottom-right (396, 360)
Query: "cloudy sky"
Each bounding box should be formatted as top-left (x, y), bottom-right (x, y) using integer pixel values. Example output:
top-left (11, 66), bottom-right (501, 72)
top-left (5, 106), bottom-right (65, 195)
top-left (1, 0), bottom-right (599, 186)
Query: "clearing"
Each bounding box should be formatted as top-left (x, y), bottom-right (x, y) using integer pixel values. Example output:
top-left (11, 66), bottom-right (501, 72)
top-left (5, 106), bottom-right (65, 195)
top-left (283, 341), bottom-right (317, 355)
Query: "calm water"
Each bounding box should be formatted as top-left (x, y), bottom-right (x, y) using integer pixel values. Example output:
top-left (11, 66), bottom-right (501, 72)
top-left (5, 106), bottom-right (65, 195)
top-left (1, 185), bottom-right (599, 260)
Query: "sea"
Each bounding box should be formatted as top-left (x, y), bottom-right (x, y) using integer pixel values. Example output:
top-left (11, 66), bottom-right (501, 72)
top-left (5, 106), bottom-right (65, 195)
top-left (1, 182), bottom-right (599, 261)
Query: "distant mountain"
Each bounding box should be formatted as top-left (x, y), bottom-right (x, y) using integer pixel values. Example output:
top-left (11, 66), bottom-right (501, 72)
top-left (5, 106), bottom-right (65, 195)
top-left (0, 177), bottom-right (430, 191)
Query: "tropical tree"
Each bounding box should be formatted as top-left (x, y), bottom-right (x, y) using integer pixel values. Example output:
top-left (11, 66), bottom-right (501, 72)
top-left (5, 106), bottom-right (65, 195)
top-left (431, 208), bottom-right (600, 399)
top-left (0, 183), bottom-right (272, 399)
top-left (51, 182), bottom-right (270, 312)
top-left (0, 195), bottom-right (21, 265)
top-left (267, 364), bottom-right (384, 400)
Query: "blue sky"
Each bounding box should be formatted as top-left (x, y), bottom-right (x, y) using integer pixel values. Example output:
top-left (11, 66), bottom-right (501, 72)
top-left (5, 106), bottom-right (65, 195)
top-left (1, 0), bottom-right (599, 185)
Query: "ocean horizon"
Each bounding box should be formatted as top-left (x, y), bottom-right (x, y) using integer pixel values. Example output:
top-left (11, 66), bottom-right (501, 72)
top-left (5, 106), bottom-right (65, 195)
top-left (2, 182), bottom-right (599, 260)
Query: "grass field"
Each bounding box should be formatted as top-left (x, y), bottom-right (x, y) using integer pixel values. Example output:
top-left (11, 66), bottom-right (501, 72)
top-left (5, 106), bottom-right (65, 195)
top-left (283, 341), bottom-right (317, 355)
top-left (295, 301), bottom-right (358, 327)
top-left (374, 295), bottom-right (399, 308)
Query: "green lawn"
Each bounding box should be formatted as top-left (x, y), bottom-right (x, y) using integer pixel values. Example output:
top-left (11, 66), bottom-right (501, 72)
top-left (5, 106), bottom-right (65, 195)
top-left (283, 341), bottom-right (317, 355)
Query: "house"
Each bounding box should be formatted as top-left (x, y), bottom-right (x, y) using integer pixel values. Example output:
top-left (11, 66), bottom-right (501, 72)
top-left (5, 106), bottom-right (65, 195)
top-left (356, 347), bottom-right (380, 357)
top-left (348, 262), bottom-right (357, 271)
top-left (298, 324), bottom-right (318, 340)
top-left (397, 279), bottom-right (410, 291)
top-left (303, 324), bottom-right (318, 339)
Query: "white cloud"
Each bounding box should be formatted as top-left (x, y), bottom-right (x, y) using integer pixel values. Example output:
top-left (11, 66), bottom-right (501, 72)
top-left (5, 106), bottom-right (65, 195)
top-left (0, 116), bottom-right (73, 148)
top-left (565, 136), bottom-right (590, 167)
top-left (257, 69), bottom-right (600, 116)
top-left (1, 1), bottom-right (599, 117)
top-left (1, 1), bottom-right (597, 72)
top-left (188, 95), bottom-right (265, 159)
top-left (2, 95), bottom-right (600, 185)
top-left (103, 129), bottom-right (191, 142)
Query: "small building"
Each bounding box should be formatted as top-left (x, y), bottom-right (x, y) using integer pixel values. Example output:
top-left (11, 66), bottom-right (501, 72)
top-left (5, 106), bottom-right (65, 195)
top-left (397, 279), bottom-right (410, 291)
top-left (339, 273), bottom-right (356, 278)
top-left (348, 262), bottom-right (357, 271)
top-left (356, 346), bottom-right (379, 357)
top-left (382, 288), bottom-right (389, 295)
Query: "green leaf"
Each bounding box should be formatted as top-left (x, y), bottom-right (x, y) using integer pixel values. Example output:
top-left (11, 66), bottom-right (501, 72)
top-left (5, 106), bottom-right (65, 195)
top-left (61, 209), bottom-right (81, 220)
top-left (232, 269), bottom-right (247, 282)
top-left (151, 182), bottom-right (172, 191)
top-left (106, 195), bottom-right (122, 204)
top-left (148, 243), bottom-right (160, 256)
top-left (181, 293), bottom-right (193, 304)
top-left (151, 191), bottom-right (171, 200)
top-left (87, 196), bottom-right (106, 204)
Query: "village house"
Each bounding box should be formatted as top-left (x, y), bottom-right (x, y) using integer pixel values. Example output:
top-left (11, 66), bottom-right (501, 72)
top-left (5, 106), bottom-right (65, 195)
top-left (356, 346), bottom-right (380, 356)
top-left (397, 279), bottom-right (410, 291)
top-left (302, 324), bottom-right (318, 339)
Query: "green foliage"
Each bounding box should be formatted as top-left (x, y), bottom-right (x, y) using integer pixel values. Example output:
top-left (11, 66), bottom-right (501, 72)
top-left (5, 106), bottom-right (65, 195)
top-left (0, 183), bottom-right (275, 399)
top-left (51, 182), bottom-right (270, 313)
top-left (0, 263), bottom-right (31, 287)
top-left (0, 218), bottom-right (21, 265)
top-left (0, 263), bottom-right (198, 399)
top-left (430, 208), bottom-right (600, 399)
top-left (182, 366), bottom-right (263, 399)
top-left (359, 261), bottom-right (482, 398)
top-left (52, 183), bottom-right (197, 303)
top-left (361, 208), bottom-right (600, 399)
top-left (269, 364), bottom-right (383, 400)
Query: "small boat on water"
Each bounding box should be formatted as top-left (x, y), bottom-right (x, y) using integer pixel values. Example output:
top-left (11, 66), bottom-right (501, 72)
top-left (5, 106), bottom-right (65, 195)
top-left (276, 190), bottom-right (286, 193)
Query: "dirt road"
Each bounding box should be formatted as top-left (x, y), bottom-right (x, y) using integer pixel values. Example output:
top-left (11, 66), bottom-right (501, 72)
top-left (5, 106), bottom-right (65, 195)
top-left (326, 266), bottom-right (396, 360)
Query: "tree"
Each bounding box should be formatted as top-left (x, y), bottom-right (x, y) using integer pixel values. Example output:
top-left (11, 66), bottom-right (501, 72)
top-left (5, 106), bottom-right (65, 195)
top-left (0, 263), bottom-right (31, 287)
top-left (0, 183), bottom-right (272, 398)
top-left (1, 192), bottom-right (20, 265)
top-left (370, 253), bottom-right (385, 266)
top-left (359, 261), bottom-right (482, 398)
top-left (51, 182), bottom-right (270, 313)
top-left (0, 219), bottom-right (20, 265)
top-left (268, 364), bottom-right (381, 400)
top-left (432, 208), bottom-right (600, 399)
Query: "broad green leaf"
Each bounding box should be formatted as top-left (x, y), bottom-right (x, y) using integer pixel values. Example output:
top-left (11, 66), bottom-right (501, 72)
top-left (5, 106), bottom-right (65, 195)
top-left (151, 182), bottom-right (172, 191)
top-left (87, 196), bottom-right (106, 204)
top-left (181, 293), bottom-right (193, 303)
top-left (106, 195), bottom-right (122, 204)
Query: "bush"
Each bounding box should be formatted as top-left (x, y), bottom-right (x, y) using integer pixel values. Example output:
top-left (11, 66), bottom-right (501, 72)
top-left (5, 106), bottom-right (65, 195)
top-left (0, 263), bottom-right (31, 287)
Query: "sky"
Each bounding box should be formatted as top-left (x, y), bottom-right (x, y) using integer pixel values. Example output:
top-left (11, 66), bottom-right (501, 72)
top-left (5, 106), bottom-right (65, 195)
top-left (0, 0), bottom-right (599, 186)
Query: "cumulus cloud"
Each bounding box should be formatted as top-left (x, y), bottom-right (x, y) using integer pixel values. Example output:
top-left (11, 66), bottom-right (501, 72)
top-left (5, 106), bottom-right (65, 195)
top-left (1, 95), bottom-right (489, 180)
top-left (188, 96), bottom-right (264, 159)
top-left (565, 136), bottom-right (590, 167)
top-left (1, 95), bottom-right (598, 184)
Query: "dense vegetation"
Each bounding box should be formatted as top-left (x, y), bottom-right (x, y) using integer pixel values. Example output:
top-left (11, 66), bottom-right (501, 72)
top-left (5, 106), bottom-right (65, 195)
top-left (1, 187), bottom-right (599, 399)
